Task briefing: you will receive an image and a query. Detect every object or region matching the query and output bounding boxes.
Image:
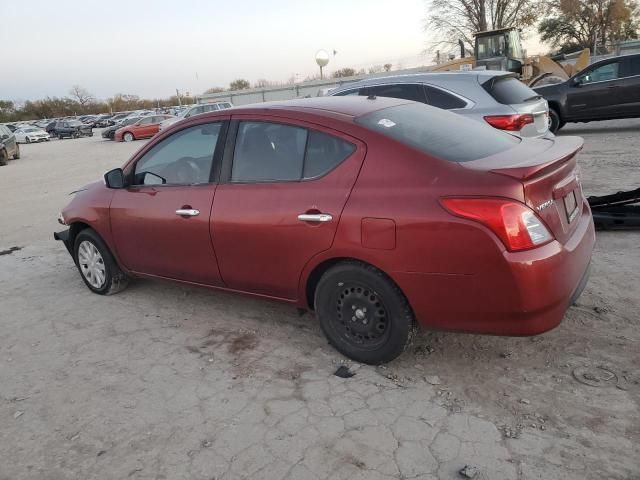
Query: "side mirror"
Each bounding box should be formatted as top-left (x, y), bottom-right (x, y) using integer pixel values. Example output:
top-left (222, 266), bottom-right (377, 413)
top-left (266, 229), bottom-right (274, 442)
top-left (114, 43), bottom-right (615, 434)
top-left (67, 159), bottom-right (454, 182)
top-left (1, 134), bottom-right (8, 140)
top-left (104, 168), bottom-right (126, 189)
top-left (572, 77), bottom-right (583, 87)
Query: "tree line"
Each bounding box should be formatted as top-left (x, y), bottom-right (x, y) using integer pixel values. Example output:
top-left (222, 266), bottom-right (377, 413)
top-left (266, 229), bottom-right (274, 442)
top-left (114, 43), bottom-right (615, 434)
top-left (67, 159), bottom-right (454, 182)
top-left (426, 0), bottom-right (638, 55)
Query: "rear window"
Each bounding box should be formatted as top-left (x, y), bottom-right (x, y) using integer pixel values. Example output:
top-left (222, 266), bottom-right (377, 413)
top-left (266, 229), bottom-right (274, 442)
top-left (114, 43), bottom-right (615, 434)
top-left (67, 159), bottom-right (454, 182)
top-left (483, 76), bottom-right (539, 104)
top-left (355, 103), bottom-right (519, 163)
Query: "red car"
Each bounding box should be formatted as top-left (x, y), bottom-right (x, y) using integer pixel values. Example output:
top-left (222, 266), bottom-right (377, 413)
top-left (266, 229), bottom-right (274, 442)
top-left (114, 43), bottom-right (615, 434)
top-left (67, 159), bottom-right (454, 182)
top-left (114, 115), bottom-right (174, 142)
top-left (55, 97), bottom-right (594, 364)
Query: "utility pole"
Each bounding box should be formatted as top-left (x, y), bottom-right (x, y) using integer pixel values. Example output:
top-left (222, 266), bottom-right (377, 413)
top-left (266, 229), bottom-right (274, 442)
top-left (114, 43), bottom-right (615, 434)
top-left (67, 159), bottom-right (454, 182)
top-left (176, 89), bottom-right (182, 107)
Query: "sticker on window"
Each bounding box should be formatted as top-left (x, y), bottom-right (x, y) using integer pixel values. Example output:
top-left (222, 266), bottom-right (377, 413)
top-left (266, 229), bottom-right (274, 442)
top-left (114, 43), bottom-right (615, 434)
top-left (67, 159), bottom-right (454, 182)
top-left (377, 118), bottom-right (396, 128)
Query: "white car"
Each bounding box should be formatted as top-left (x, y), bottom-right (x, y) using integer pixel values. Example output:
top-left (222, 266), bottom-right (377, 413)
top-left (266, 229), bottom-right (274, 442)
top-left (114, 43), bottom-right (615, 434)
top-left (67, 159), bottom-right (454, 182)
top-left (15, 126), bottom-right (50, 143)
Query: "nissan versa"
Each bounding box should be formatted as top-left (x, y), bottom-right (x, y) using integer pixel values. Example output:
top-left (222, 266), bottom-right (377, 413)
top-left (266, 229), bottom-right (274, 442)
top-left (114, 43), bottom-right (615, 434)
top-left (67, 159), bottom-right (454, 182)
top-left (54, 97), bottom-right (595, 364)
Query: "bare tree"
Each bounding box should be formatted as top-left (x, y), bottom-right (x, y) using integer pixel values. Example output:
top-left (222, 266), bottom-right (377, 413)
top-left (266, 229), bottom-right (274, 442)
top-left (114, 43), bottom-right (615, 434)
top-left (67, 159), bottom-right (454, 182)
top-left (425, 0), bottom-right (540, 52)
top-left (203, 87), bottom-right (225, 94)
top-left (539, 0), bottom-right (638, 53)
top-left (69, 85), bottom-right (95, 107)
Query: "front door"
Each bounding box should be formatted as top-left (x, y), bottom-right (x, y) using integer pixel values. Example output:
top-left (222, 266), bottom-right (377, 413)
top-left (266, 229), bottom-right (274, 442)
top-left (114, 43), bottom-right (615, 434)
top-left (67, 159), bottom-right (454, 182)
top-left (212, 117), bottom-right (365, 300)
top-left (567, 59), bottom-right (623, 119)
top-left (110, 121), bottom-right (227, 285)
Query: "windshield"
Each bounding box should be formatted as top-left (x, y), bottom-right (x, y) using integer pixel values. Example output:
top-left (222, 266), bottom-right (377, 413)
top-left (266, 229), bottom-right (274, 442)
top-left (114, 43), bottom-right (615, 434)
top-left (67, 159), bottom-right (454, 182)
top-left (22, 128), bottom-right (37, 132)
top-left (476, 34), bottom-right (506, 60)
top-left (355, 103), bottom-right (519, 163)
top-left (123, 117), bottom-right (141, 126)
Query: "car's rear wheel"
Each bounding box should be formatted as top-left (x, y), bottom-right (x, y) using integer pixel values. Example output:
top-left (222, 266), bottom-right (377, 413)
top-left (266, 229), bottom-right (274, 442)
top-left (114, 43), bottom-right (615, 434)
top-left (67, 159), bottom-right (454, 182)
top-left (549, 108), bottom-right (564, 133)
top-left (73, 229), bottom-right (129, 295)
top-left (0, 149), bottom-right (8, 166)
top-left (315, 261), bottom-right (417, 364)
top-left (13, 144), bottom-right (20, 160)
top-left (123, 132), bottom-right (135, 142)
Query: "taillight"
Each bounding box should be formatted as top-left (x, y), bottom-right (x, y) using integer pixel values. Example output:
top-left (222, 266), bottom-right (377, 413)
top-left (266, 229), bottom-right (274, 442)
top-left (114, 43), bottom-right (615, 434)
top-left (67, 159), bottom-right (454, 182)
top-left (484, 114), bottom-right (534, 131)
top-left (440, 197), bottom-right (553, 252)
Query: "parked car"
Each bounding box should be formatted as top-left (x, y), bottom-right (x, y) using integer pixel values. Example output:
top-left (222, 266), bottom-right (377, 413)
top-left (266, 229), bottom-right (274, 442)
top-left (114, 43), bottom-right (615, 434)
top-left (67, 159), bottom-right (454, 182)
top-left (106, 113), bottom-right (133, 126)
top-left (0, 125), bottom-right (20, 160)
top-left (34, 120), bottom-right (51, 129)
top-left (14, 126), bottom-right (50, 143)
top-left (53, 120), bottom-right (93, 139)
top-left (114, 115), bottom-right (174, 142)
top-left (534, 53), bottom-right (640, 132)
top-left (101, 116), bottom-right (142, 140)
top-left (55, 97), bottom-right (594, 364)
top-left (330, 71), bottom-right (550, 137)
top-left (95, 114), bottom-right (115, 127)
top-left (159, 102), bottom-right (233, 131)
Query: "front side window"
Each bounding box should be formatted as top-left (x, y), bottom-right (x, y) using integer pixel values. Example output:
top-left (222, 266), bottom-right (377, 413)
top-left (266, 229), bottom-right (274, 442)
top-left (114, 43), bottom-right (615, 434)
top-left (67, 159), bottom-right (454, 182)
top-left (577, 62), bottom-right (620, 84)
top-left (138, 117), bottom-right (154, 125)
top-left (333, 88), bottom-right (361, 96)
top-left (231, 122), bottom-right (356, 182)
top-left (366, 84), bottom-right (426, 103)
top-left (133, 123), bottom-right (221, 185)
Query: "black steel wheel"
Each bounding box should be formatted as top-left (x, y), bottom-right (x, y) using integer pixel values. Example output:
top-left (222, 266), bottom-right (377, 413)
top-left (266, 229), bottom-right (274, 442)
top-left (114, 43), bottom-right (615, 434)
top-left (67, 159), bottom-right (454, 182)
top-left (315, 261), bottom-right (416, 364)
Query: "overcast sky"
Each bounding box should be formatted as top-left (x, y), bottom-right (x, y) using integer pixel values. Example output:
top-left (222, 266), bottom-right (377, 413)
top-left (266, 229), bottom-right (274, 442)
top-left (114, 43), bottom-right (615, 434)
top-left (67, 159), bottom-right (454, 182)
top-left (2, 0), bottom-right (543, 102)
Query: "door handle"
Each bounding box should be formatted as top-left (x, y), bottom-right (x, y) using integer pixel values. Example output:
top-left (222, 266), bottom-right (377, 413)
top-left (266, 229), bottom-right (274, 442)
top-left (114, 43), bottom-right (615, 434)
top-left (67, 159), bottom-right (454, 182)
top-left (176, 208), bottom-right (200, 217)
top-left (298, 213), bottom-right (333, 222)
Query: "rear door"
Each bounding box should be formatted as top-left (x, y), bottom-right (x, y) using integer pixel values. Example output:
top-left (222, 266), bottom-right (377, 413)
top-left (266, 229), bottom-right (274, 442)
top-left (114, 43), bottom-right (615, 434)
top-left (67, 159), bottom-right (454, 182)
top-left (567, 59), bottom-right (623, 119)
top-left (211, 116), bottom-right (365, 299)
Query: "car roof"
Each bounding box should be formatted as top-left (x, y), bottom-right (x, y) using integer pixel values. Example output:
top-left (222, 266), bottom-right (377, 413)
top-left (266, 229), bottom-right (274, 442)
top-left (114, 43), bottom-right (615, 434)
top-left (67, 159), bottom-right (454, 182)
top-left (331, 70), bottom-right (512, 90)
top-left (229, 96), bottom-right (413, 118)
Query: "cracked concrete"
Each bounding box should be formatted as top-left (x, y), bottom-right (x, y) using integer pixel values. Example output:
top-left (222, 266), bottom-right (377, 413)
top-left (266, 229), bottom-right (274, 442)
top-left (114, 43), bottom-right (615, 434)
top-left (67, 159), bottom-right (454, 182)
top-left (1, 120), bottom-right (639, 479)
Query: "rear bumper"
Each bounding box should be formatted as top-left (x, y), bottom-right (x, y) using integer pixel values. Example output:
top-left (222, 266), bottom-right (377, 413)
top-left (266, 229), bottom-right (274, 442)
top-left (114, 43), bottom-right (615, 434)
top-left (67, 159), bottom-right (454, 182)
top-left (54, 229), bottom-right (73, 256)
top-left (396, 204), bottom-right (595, 336)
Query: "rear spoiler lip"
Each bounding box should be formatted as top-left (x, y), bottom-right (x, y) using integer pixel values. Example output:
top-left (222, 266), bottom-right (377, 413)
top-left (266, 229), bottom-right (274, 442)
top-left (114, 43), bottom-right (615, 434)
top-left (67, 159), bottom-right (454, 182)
top-left (462, 136), bottom-right (584, 181)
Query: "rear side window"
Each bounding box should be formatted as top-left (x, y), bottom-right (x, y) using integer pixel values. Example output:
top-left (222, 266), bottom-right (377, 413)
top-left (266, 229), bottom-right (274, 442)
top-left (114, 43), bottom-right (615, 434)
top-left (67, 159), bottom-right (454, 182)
top-left (231, 122), bottom-right (355, 182)
top-left (303, 130), bottom-right (355, 178)
top-left (483, 76), bottom-right (539, 104)
top-left (366, 84), bottom-right (426, 103)
top-left (355, 103), bottom-right (519, 163)
top-left (424, 86), bottom-right (467, 109)
top-left (232, 122), bottom-right (307, 182)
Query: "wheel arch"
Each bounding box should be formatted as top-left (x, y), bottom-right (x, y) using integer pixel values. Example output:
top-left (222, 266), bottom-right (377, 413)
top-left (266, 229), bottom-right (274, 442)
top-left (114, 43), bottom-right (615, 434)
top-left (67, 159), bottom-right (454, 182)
top-left (303, 256), bottom-right (409, 312)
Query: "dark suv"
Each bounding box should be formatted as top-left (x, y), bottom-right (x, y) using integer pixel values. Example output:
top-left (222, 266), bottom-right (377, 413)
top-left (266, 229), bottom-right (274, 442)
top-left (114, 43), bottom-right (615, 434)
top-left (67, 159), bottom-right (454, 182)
top-left (0, 125), bottom-right (20, 165)
top-left (53, 120), bottom-right (93, 139)
top-left (535, 53), bottom-right (640, 132)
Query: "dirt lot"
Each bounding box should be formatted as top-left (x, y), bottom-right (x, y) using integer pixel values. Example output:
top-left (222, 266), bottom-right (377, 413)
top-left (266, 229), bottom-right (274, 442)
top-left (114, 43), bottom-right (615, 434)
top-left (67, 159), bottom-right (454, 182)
top-left (1, 121), bottom-right (638, 480)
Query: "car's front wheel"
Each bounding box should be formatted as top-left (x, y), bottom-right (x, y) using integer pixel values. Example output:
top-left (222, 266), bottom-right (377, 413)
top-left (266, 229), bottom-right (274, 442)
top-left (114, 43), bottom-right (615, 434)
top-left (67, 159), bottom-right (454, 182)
top-left (0, 149), bottom-right (8, 166)
top-left (123, 132), bottom-right (135, 142)
top-left (25, 137), bottom-right (31, 144)
top-left (73, 229), bottom-right (129, 295)
top-left (315, 261), bottom-right (417, 364)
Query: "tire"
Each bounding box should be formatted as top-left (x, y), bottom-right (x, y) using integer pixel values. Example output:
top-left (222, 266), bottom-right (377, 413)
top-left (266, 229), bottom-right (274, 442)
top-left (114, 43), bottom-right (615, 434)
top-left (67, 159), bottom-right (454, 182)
top-left (73, 228), bottom-right (129, 295)
top-left (123, 132), bottom-right (135, 142)
top-left (25, 137), bottom-right (31, 144)
top-left (58, 134), bottom-right (64, 140)
top-left (13, 144), bottom-right (20, 160)
top-left (549, 108), bottom-right (563, 133)
top-left (314, 261), bottom-right (417, 364)
top-left (0, 149), bottom-right (8, 166)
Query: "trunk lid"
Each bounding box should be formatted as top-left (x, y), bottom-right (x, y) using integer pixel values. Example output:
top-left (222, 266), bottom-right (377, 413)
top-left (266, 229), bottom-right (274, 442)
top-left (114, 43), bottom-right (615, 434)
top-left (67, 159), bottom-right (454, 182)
top-left (462, 136), bottom-right (584, 245)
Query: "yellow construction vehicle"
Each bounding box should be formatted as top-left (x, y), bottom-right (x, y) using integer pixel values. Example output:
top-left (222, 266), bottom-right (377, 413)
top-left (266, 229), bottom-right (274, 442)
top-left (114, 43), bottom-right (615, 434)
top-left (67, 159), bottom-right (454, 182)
top-left (430, 27), bottom-right (590, 87)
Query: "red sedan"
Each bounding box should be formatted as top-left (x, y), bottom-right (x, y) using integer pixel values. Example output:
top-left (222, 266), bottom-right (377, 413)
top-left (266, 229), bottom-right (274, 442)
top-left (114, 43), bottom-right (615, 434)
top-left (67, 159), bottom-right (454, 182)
top-left (114, 114), bottom-right (174, 142)
top-left (55, 97), bottom-right (594, 364)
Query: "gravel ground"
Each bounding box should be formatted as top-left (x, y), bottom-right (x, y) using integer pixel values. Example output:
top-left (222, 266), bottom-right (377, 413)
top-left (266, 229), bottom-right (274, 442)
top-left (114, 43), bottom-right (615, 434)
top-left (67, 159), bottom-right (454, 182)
top-left (0, 120), bottom-right (638, 480)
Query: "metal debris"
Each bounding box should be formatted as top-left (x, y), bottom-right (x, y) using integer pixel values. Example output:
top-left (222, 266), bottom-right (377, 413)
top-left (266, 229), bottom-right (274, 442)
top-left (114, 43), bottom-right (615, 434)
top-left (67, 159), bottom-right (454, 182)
top-left (572, 366), bottom-right (617, 388)
top-left (334, 365), bottom-right (355, 378)
top-left (13, 411), bottom-right (24, 419)
top-left (424, 375), bottom-right (442, 385)
top-left (459, 465), bottom-right (479, 478)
